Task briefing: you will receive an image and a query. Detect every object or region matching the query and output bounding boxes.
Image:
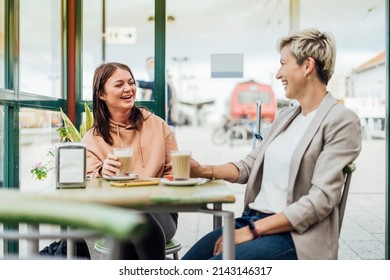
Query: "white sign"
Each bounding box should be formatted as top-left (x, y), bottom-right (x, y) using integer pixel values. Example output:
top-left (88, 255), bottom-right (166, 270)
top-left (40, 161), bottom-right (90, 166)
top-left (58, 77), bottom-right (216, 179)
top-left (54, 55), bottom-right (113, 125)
top-left (211, 53), bottom-right (244, 78)
top-left (106, 27), bottom-right (137, 44)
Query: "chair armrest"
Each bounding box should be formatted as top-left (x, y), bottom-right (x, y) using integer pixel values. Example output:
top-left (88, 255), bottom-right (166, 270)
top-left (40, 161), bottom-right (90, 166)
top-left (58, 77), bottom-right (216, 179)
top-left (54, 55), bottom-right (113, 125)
top-left (343, 163), bottom-right (356, 175)
top-left (339, 162), bottom-right (356, 234)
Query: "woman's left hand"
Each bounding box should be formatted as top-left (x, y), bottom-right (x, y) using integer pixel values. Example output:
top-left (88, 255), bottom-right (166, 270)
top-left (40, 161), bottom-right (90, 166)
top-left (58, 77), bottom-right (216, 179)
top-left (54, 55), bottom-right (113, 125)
top-left (101, 153), bottom-right (121, 176)
top-left (190, 159), bottom-right (203, 178)
top-left (213, 226), bottom-right (254, 256)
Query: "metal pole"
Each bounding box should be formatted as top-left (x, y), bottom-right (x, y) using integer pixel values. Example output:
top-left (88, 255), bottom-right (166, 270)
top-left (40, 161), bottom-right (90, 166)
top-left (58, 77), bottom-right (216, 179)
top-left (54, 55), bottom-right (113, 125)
top-left (289, 0), bottom-right (300, 31)
top-left (200, 207), bottom-right (235, 260)
top-left (385, 0), bottom-right (389, 260)
top-left (213, 203), bottom-right (222, 229)
top-left (252, 99), bottom-right (262, 150)
top-left (222, 211), bottom-right (235, 260)
top-left (26, 225), bottom-right (39, 257)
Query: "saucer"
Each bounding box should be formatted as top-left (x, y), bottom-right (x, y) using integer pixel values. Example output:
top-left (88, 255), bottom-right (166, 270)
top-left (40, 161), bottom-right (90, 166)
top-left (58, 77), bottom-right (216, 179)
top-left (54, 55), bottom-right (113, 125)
top-left (103, 174), bottom-right (139, 181)
top-left (160, 178), bottom-right (202, 186)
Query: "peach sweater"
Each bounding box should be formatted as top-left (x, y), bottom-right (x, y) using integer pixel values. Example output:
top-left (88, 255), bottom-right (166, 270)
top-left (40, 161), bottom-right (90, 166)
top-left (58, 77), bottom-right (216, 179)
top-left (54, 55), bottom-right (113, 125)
top-left (81, 108), bottom-right (178, 178)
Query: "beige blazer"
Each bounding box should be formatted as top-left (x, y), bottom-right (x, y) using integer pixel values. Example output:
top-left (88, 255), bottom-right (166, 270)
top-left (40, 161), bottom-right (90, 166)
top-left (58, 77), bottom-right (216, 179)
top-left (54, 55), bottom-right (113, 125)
top-left (233, 93), bottom-right (362, 259)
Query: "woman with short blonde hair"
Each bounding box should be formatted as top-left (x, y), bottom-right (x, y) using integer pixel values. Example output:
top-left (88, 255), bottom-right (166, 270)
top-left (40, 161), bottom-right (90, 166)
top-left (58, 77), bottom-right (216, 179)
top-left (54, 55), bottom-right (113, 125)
top-left (183, 28), bottom-right (361, 260)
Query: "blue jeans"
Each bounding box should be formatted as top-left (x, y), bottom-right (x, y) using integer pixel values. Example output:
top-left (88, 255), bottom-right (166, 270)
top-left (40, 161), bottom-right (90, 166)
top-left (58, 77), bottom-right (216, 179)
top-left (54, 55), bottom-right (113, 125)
top-left (182, 209), bottom-right (297, 260)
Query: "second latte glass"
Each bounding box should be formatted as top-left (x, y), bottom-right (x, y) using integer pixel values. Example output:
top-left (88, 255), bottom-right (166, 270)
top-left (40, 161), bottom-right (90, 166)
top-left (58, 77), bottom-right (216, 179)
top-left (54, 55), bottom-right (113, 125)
top-left (171, 150), bottom-right (192, 181)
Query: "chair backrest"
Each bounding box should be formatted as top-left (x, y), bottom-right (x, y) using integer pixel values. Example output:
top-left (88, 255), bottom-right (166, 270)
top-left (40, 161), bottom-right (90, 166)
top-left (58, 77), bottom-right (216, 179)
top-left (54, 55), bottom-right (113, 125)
top-left (0, 190), bottom-right (147, 259)
top-left (339, 163), bottom-right (356, 233)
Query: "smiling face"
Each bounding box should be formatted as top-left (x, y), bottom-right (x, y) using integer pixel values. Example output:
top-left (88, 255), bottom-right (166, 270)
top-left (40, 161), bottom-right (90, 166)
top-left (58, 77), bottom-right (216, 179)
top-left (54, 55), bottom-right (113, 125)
top-left (99, 68), bottom-right (137, 113)
top-left (275, 45), bottom-right (307, 100)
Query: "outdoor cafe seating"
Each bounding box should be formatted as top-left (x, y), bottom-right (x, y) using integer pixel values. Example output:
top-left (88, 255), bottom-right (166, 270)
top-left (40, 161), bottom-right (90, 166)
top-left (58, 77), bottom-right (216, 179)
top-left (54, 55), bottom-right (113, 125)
top-left (0, 190), bottom-right (147, 259)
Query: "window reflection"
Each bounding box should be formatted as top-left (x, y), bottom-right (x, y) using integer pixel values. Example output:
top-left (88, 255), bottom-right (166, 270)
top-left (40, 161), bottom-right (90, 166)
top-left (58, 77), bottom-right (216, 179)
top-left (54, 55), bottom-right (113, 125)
top-left (0, 105), bottom-right (3, 187)
top-left (166, 0), bottom-right (289, 127)
top-left (19, 108), bottom-right (61, 192)
top-left (82, 0), bottom-right (103, 101)
top-left (166, 0), bottom-right (385, 127)
top-left (0, 0), bottom-right (4, 88)
top-left (19, 0), bottom-right (61, 97)
top-left (238, 91), bottom-right (271, 104)
top-left (82, 0), bottom-right (155, 101)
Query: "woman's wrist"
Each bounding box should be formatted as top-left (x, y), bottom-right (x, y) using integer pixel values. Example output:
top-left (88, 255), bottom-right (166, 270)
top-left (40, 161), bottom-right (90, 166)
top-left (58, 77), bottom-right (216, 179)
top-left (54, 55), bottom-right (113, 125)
top-left (210, 165), bottom-right (216, 180)
top-left (205, 165), bottom-right (215, 180)
top-left (248, 220), bottom-right (261, 239)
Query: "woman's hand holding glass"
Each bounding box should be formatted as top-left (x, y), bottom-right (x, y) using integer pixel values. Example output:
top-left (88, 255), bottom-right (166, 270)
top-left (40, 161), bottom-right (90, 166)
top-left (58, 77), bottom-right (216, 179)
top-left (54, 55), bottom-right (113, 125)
top-left (101, 153), bottom-right (121, 177)
top-left (189, 159), bottom-right (203, 178)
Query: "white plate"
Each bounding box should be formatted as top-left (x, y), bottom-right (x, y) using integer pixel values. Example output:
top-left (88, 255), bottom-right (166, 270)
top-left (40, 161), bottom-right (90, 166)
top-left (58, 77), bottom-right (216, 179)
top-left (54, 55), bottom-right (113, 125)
top-left (160, 178), bottom-right (203, 186)
top-left (103, 174), bottom-right (139, 181)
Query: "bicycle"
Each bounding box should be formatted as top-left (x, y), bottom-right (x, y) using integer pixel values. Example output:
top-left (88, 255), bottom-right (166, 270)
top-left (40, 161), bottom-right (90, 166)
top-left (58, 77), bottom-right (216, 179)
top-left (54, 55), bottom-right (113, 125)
top-left (225, 117), bottom-right (255, 146)
top-left (211, 117), bottom-right (237, 145)
top-left (226, 117), bottom-right (270, 147)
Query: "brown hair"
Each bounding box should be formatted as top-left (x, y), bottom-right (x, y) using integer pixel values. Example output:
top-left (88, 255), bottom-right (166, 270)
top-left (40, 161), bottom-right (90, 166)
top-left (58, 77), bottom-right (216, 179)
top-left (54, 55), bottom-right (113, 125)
top-left (92, 62), bottom-right (145, 145)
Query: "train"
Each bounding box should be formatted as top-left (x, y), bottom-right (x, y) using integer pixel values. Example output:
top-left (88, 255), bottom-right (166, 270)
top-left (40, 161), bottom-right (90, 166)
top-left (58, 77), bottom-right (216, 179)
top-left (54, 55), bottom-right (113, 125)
top-left (229, 80), bottom-right (276, 123)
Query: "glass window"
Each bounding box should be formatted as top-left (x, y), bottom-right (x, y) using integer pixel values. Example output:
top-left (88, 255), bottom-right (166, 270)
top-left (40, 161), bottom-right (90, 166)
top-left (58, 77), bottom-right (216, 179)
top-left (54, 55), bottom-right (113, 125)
top-left (166, 0), bottom-right (385, 126)
top-left (82, 0), bottom-right (103, 100)
top-left (0, 105), bottom-right (3, 187)
top-left (82, 0), bottom-right (155, 101)
top-left (0, 0), bottom-right (4, 88)
top-left (166, 0), bottom-right (289, 126)
top-left (238, 91), bottom-right (271, 104)
top-left (19, 0), bottom-right (61, 97)
top-left (19, 108), bottom-right (61, 192)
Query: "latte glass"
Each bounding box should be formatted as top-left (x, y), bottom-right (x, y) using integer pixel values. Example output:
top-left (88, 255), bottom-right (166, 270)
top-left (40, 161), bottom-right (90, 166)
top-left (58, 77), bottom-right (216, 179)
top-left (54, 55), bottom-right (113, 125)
top-left (113, 147), bottom-right (133, 176)
top-left (171, 150), bottom-right (192, 180)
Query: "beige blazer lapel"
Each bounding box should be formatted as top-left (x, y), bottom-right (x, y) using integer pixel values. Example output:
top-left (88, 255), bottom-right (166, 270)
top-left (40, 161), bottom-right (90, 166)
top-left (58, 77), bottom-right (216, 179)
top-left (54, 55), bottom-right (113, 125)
top-left (287, 94), bottom-right (338, 202)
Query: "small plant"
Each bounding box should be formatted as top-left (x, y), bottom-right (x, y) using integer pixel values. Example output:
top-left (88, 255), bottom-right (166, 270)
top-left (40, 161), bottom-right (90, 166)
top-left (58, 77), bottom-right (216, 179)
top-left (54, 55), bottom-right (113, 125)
top-left (31, 161), bottom-right (53, 180)
top-left (30, 102), bottom-right (93, 180)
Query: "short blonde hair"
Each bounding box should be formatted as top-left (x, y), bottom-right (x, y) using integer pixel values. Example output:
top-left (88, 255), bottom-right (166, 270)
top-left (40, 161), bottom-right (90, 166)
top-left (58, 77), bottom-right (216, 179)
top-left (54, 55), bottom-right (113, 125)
top-left (277, 28), bottom-right (336, 85)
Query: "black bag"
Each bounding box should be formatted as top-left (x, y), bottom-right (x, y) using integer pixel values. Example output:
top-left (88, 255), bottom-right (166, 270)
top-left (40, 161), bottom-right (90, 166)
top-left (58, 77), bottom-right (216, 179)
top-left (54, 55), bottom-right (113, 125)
top-left (39, 239), bottom-right (91, 260)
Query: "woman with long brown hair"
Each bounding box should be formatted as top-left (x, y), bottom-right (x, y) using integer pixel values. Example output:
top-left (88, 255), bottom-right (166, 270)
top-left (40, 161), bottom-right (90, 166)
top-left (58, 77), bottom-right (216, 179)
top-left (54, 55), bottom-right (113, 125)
top-left (81, 62), bottom-right (178, 259)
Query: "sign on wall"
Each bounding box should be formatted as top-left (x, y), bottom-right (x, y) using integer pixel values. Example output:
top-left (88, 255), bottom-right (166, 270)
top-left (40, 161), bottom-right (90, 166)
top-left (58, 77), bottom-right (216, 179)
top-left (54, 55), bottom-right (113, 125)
top-left (210, 53), bottom-right (244, 78)
top-left (106, 27), bottom-right (137, 44)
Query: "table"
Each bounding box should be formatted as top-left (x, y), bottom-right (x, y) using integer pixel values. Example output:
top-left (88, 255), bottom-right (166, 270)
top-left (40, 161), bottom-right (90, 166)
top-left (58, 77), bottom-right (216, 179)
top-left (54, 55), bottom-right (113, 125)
top-left (40, 178), bottom-right (237, 260)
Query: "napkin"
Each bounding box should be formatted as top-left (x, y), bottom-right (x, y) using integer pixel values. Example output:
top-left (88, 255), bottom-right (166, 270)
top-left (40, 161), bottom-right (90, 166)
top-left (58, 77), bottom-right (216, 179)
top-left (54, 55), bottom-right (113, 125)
top-left (56, 143), bottom-right (86, 188)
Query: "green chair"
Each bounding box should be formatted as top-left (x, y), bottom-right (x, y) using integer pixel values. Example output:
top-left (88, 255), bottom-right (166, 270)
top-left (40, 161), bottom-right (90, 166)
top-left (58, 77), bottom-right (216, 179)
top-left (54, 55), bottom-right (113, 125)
top-left (339, 163), bottom-right (356, 233)
top-left (0, 190), bottom-right (147, 259)
top-left (165, 238), bottom-right (182, 260)
top-left (94, 237), bottom-right (182, 260)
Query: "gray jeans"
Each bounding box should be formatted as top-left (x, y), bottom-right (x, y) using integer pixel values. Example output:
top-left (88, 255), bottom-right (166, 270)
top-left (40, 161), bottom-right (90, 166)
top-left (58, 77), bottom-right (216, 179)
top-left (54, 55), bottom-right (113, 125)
top-left (120, 212), bottom-right (178, 260)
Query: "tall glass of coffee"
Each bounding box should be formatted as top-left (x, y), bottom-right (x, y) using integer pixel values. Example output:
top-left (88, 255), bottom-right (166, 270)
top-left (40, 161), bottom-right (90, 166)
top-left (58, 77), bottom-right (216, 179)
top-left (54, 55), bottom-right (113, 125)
top-left (171, 150), bottom-right (192, 180)
top-left (113, 147), bottom-right (133, 176)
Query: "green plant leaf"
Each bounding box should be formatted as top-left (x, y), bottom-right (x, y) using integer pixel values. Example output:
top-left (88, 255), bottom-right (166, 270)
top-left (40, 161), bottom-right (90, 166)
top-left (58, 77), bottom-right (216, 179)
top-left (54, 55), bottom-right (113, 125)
top-left (79, 124), bottom-right (86, 137)
top-left (85, 102), bottom-right (94, 131)
top-left (80, 102), bottom-right (93, 137)
top-left (60, 107), bottom-right (81, 142)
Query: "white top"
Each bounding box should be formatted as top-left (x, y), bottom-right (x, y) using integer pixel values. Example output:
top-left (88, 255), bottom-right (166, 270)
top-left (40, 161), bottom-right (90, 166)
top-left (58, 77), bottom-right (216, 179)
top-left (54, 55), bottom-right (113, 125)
top-left (249, 109), bottom-right (317, 213)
